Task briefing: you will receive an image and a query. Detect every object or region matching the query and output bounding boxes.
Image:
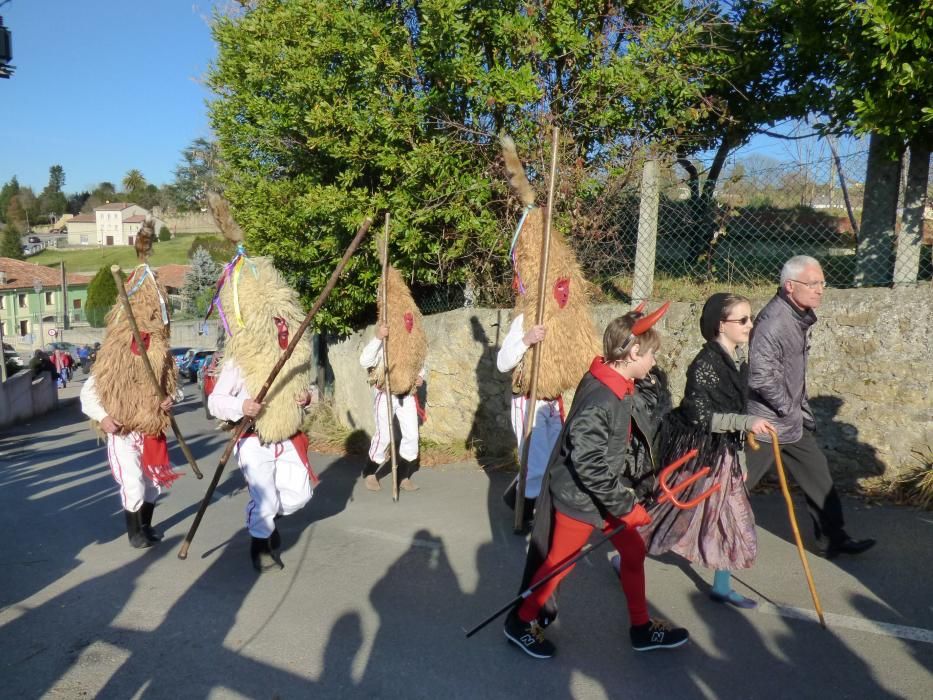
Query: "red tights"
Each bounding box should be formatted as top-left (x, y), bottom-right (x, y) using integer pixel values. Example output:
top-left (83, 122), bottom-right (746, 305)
top-left (517, 510), bottom-right (649, 626)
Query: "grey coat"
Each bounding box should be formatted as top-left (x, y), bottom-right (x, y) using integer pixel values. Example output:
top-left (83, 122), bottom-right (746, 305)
top-left (746, 290), bottom-right (817, 443)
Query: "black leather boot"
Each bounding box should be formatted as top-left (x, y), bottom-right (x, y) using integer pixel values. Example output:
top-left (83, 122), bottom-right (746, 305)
top-left (139, 501), bottom-right (163, 543)
top-left (399, 456), bottom-right (420, 492)
top-left (363, 458), bottom-right (382, 491)
top-left (124, 510), bottom-right (153, 549)
top-left (250, 536), bottom-right (284, 573)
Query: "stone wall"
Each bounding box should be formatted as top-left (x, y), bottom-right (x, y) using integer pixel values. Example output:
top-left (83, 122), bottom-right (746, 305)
top-left (0, 370), bottom-right (58, 429)
top-left (328, 285), bottom-right (932, 480)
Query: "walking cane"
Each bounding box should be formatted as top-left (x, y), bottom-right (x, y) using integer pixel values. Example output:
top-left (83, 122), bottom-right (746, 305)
top-left (514, 127), bottom-right (560, 533)
top-left (380, 213), bottom-right (400, 502)
top-left (110, 265), bottom-right (203, 480)
top-left (177, 216), bottom-right (373, 560)
top-left (747, 432), bottom-right (826, 627)
top-left (466, 448), bottom-right (716, 638)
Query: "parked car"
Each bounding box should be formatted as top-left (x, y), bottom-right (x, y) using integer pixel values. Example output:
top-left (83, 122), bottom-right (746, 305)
top-left (170, 347), bottom-right (192, 370)
top-left (3, 342), bottom-right (24, 373)
top-left (27, 235), bottom-right (41, 244)
top-left (180, 349), bottom-right (213, 382)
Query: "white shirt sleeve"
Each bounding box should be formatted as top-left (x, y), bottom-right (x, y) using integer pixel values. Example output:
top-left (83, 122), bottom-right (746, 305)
top-left (208, 360), bottom-right (249, 422)
top-left (496, 314), bottom-right (529, 373)
top-left (359, 336), bottom-right (384, 369)
top-left (79, 374), bottom-right (108, 422)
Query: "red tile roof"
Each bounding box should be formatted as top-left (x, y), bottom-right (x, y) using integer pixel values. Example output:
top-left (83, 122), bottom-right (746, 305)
top-left (123, 215), bottom-right (147, 223)
top-left (68, 213), bottom-right (97, 223)
top-left (95, 202), bottom-right (134, 211)
top-left (0, 258), bottom-right (93, 290)
top-left (154, 264), bottom-right (190, 291)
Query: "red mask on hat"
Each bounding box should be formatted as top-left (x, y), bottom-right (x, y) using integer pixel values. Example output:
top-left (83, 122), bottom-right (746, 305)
top-left (274, 317), bottom-right (289, 350)
top-left (130, 332), bottom-right (151, 356)
top-left (404, 311), bottom-right (414, 334)
top-left (553, 278), bottom-right (570, 309)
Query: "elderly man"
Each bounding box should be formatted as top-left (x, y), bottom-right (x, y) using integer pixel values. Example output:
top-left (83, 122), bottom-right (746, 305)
top-left (745, 255), bottom-right (875, 560)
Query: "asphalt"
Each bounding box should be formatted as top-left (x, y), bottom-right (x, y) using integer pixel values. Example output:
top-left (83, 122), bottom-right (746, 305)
top-left (1, 374), bottom-right (930, 699)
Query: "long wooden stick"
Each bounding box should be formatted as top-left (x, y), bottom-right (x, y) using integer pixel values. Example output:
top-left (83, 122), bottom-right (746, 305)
top-left (380, 213), bottom-right (400, 502)
top-left (178, 216), bottom-right (374, 559)
top-left (110, 265), bottom-right (203, 480)
top-left (514, 127), bottom-right (560, 533)
top-left (749, 431), bottom-right (826, 627)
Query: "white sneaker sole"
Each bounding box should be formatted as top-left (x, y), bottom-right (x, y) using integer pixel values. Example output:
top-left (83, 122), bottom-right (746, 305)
top-left (503, 628), bottom-right (554, 659)
top-left (632, 636), bottom-right (689, 652)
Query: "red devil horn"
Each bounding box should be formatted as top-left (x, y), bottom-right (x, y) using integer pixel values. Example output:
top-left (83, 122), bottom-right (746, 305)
top-left (632, 301), bottom-right (670, 336)
top-left (632, 301), bottom-right (647, 314)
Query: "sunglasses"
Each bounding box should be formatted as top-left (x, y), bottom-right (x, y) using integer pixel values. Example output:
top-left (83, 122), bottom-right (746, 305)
top-left (722, 316), bottom-right (753, 325)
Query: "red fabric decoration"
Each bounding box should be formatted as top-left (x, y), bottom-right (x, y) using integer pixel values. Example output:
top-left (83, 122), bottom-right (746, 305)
top-left (130, 332), bottom-right (151, 356)
top-left (289, 431), bottom-right (320, 486)
top-left (141, 434), bottom-right (180, 487)
top-left (553, 277), bottom-right (570, 309)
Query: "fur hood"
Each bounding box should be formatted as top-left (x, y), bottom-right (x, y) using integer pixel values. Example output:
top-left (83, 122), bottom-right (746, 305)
top-left (369, 266), bottom-right (427, 395)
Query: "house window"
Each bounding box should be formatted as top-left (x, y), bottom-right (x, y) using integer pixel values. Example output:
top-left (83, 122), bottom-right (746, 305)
top-left (45, 291), bottom-right (54, 305)
top-left (80, 234), bottom-right (88, 245)
top-left (18, 294), bottom-right (26, 309)
top-left (128, 236), bottom-right (135, 246)
top-left (73, 298), bottom-right (81, 309)
top-left (19, 320), bottom-right (28, 335)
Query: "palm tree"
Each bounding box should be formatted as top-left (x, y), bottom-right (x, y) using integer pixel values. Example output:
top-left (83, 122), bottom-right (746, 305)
top-left (122, 169), bottom-right (147, 192)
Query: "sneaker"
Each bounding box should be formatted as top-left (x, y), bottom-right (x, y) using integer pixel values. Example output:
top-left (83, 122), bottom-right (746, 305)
top-left (630, 619), bottom-right (689, 651)
top-left (503, 609), bottom-right (556, 659)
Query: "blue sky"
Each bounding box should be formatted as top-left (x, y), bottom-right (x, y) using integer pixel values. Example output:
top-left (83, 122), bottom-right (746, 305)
top-left (0, 1), bottom-right (219, 193)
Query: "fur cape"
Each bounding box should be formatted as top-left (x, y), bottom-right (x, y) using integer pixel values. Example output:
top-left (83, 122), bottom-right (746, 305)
top-left (217, 255), bottom-right (314, 444)
top-left (93, 266), bottom-right (176, 436)
top-left (501, 136), bottom-right (601, 399)
top-left (369, 266), bottom-right (427, 396)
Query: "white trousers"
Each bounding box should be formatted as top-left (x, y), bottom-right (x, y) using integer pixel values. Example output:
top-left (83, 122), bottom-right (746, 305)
top-left (236, 436), bottom-right (314, 538)
top-left (368, 388), bottom-right (419, 463)
top-left (107, 433), bottom-right (161, 512)
top-left (510, 396), bottom-right (563, 498)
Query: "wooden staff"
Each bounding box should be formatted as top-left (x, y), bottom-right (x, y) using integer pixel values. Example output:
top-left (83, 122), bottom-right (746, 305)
top-left (178, 216), bottom-right (373, 559)
top-left (514, 127), bottom-right (560, 533)
top-left (380, 213), bottom-right (401, 502)
top-left (748, 431), bottom-right (826, 627)
top-left (110, 265), bottom-right (203, 480)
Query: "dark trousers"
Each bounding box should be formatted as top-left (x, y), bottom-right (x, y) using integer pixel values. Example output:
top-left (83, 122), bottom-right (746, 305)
top-left (745, 429), bottom-right (846, 543)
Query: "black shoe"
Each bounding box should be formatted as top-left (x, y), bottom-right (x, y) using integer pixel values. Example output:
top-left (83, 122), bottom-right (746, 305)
top-left (630, 619), bottom-right (689, 651)
top-left (824, 537), bottom-right (876, 560)
top-left (139, 502), bottom-right (163, 543)
top-left (250, 536), bottom-right (284, 573)
top-left (503, 609), bottom-right (556, 659)
top-left (124, 510), bottom-right (153, 550)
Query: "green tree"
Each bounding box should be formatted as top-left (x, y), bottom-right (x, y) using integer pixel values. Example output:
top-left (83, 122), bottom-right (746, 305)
top-left (0, 176), bottom-right (20, 222)
top-left (85, 266), bottom-right (124, 328)
top-left (5, 194), bottom-right (28, 234)
top-left (182, 246), bottom-right (221, 316)
top-left (0, 225), bottom-right (24, 259)
top-left (170, 137), bottom-right (220, 212)
top-left (187, 234), bottom-right (236, 263)
top-left (39, 164), bottom-right (68, 219)
top-left (208, 0), bottom-right (718, 331)
top-left (122, 169), bottom-right (147, 193)
top-left (159, 225), bottom-right (172, 242)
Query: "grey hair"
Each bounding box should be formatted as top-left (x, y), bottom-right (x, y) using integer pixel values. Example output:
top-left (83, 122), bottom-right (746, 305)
top-left (780, 255), bottom-right (821, 285)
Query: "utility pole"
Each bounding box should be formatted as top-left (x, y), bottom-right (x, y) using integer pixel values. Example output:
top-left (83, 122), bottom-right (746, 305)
top-left (60, 261), bottom-right (68, 333)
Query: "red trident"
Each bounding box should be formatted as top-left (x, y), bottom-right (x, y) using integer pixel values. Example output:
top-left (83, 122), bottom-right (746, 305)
top-left (656, 448), bottom-right (720, 509)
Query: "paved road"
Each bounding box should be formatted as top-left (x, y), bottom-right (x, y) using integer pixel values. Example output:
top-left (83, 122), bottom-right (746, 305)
top-left (1, 378), bottom-right (930, 699)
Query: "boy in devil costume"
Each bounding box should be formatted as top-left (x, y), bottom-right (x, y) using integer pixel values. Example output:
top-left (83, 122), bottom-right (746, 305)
top-left (359, 265), bottom-right (428, 492)
top-left (205, 195), bottom-right (318, 573)
top-left (503, 306), bottom-right (689, 659)
top-left (496, 136), bottom-right (601, 526)
top-left (80, 240), bottom-right (179, 549)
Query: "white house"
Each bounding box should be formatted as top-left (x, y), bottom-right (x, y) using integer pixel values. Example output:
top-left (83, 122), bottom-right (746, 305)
top-left (66, 203), bottom-right (168, 247)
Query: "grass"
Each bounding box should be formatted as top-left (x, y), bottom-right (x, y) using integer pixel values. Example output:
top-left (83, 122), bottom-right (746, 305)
top-left (28, 234), bottom-right (225, 275)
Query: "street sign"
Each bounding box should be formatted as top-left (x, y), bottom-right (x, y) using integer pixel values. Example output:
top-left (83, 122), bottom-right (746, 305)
top-left (47, 328), bottom-right (57, 337)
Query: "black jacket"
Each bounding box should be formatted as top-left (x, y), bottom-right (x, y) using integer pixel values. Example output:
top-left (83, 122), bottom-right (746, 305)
top-left (547, 363), bottom-right (668, 527)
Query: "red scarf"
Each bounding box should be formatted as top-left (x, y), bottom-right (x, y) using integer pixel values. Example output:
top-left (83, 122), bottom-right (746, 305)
top-left (588, 356), bottom-right (635, 399)
top-left (289, 431), bottom-right (321, 487)
top-left (141, 434), bottom-right (180, 487)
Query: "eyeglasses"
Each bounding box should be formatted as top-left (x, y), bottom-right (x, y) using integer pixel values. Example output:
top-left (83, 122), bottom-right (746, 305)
top-left (722, 316), bottom-right (753, 325)
top-left (790, 279), bottom-right (827, 290)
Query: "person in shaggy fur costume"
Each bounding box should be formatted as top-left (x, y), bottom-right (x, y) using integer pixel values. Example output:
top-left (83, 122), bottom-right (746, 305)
top-left (359, 265), bottom-right (428, 493)
top-left (206, 248), bottom-right (318, 573)
top-left (496, 136), bottom-right (602, 527)
top-left (80, 261), bottom-right (178, 549)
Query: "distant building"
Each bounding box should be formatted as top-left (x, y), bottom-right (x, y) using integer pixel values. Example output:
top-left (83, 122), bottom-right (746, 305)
top-left (66, 203), bottom-right (168, 247)
top-left (0, 257), bottom-right (92, 344)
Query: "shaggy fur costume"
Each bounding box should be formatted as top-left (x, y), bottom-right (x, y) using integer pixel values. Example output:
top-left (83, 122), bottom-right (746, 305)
top-left (501, 136), bottom-right (601, 399)
top-left (369, 266), bottom-right (427, 396)
top-left (217, 256), bottom-right (314, 444)
top-left (93, 267), bottom-right (176, 436)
